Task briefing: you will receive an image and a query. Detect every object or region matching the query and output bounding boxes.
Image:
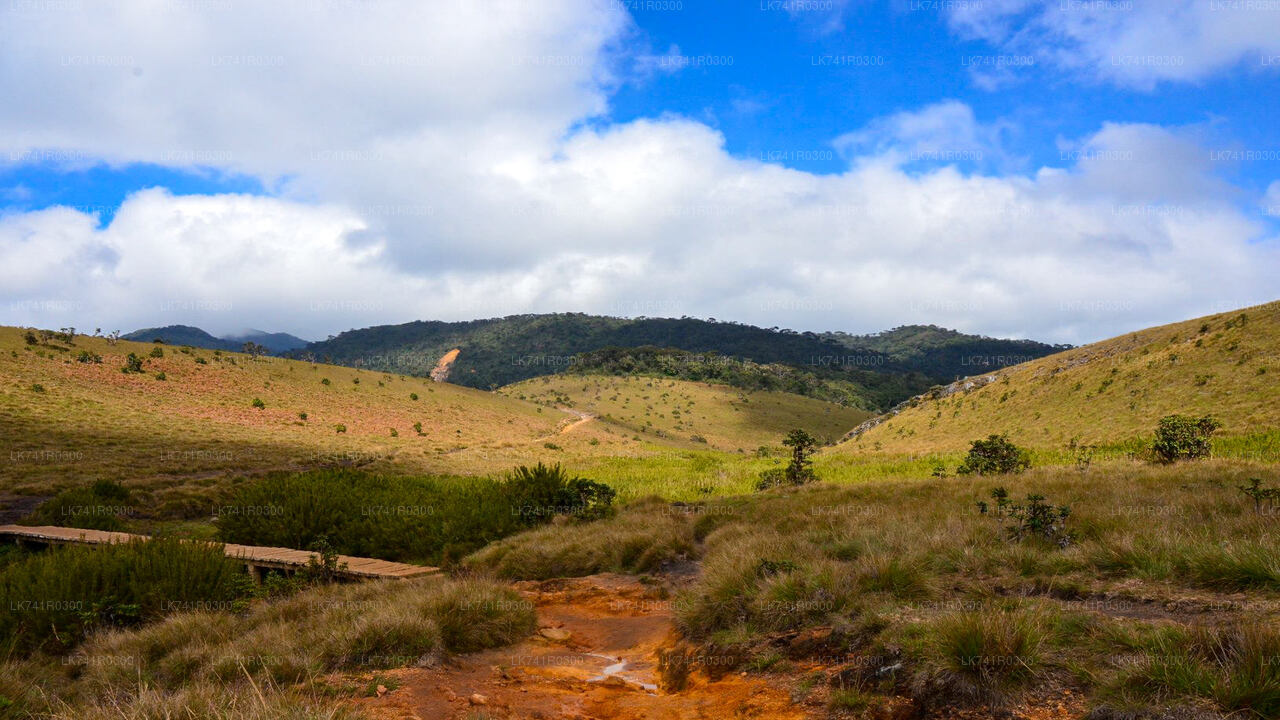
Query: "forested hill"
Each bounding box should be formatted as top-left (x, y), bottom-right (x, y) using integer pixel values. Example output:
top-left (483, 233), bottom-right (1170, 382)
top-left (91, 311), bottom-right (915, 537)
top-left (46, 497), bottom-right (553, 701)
top-left (292, 314), bottom-right (1063, 410)
top-left (822, 325), bottom-right (1069, 378)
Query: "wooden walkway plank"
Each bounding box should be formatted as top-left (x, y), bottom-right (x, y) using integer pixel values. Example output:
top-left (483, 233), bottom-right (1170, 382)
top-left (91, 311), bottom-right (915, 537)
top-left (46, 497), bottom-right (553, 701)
top-left (0, 525), bottom-right (439, 581)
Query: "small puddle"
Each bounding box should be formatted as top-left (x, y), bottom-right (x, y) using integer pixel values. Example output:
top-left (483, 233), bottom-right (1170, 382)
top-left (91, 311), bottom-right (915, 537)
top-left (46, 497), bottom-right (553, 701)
top-left (585, 652), bottom-right (659, 693)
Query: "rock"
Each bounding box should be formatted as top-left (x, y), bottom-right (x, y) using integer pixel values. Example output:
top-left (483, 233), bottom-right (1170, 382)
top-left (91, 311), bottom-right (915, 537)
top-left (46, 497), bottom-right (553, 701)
top-left (375, 684), bottom-right (388, 697)
top-left (539, 627), bottom-right (572, 642)
top-left (469, 693), bottom-right (488, 706)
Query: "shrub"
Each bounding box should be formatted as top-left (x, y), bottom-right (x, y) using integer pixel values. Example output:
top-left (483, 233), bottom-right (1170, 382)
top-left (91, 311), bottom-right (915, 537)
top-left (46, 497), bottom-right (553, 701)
top-left (149, 347), bottom-right (164, 358)
top-left (321, 378), bottom-right (331, 385)
top-left (1238, 478), bottom-right (1280, 515)
top-left (215, 467), bottom-right (612, 565)
top-left (24, 480), bottom-right (132, 532)
top-left (410, 393), bottom-right (418, 401)
top-left (75, 350), bottom-right (102, 363)
top-left (299, 411), bottom-right (308, 421)
top-left (121, 353), bottom-right (145, 374)
top-left (957, 435), bottom-right (1030, 475)
top-left (193, 356), bottom-right (207, 365)
top-left (977, 488), bottom-right (1073, 548)
top-left (1152, 414), bottom-right (1221, 462)
top-left (252, 397), bottom-right (266, 409)
top-left (22, 330), bottom-right (37, 345)
top-left (413, 421), bottom-right (424, 435)
top-left (505, 463), bottom-right (616, 522)
top-left (154, 372), bottom-right (166, 381)
top-left (334, 424), bottom-right (346, 434)
top-left (0, 538), bottom-right (246, 656)
top-left (29, 384), bottom-right (44, 393)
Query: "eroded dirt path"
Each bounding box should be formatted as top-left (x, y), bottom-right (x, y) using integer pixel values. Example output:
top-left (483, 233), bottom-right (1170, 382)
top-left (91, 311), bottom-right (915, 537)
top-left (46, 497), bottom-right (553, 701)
top-left (353, 574), bottom-right (810, 720)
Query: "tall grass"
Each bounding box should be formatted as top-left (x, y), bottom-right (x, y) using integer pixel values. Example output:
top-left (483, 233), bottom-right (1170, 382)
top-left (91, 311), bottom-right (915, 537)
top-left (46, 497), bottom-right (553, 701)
top-left (0, 538), bottom-right (245, 655)
top-left (465, 497), bottom-right (696, 579)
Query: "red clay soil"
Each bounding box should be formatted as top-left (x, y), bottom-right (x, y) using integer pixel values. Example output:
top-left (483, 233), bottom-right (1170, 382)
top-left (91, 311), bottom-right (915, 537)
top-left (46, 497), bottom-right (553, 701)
top-left (351, 573), bottom-right (809, 720)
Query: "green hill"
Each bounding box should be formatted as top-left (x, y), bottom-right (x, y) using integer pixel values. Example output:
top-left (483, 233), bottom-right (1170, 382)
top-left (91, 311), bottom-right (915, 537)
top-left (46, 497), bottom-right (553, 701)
top-left (838, 301), bottom-right (1280, 456)
top-left (292, 313), bottom-right (1060, 411)
top-left (500, 374), bottom-right (871, 452)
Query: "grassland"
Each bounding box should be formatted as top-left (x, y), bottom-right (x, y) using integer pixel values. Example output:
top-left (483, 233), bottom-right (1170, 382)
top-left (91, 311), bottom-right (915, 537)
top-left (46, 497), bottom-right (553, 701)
top-left (843, 301), bottom-right (1280, 457)
top-left (469, 458), bottom-right (1280, 717)
top-left (500, 374), bottom-right (870, 451)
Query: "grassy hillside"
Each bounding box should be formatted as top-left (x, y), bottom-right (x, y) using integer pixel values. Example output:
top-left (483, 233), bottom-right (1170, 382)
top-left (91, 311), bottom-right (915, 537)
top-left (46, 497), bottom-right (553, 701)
top-left (0, 326), bottom-right (582, 497)
top-left (500, 374), bottom-right (871, 452)
top-left (840, 300), bottom-right (1280, 456)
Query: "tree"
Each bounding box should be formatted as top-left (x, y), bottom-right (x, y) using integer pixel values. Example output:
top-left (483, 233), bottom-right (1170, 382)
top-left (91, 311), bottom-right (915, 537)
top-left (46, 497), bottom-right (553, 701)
top-left (242, 341), bottom-right (269, 359)
top-left (957, 434), bottom-right (1031, 475)
top-left (782, 428), bottom-right (819, 484)
top-left (1152, 414), bottom-right (1221, 463)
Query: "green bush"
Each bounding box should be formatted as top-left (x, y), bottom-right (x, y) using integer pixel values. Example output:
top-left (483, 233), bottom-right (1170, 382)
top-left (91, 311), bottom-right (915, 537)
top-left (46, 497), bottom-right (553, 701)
top-left (956, 434), bottom-right (1030, 475)
top-left (217, 466), bottom-right (614, 565)
top-left (0, 538), bottom-right (246, 655)
top-left (120, 353), bottom-right (144, 374)
top-left (23, 480), bottom-right (133, 531)
top-left (1152, 414), bottom-right (1221, 462)
top-left (149, 347), bottom-right (164, 358)
top-left (252, 397), bottom-right (266, 409)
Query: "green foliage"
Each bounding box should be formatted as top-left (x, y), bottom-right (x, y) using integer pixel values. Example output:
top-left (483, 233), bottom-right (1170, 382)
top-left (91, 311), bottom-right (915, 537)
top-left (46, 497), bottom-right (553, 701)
top-left (0, 538), bottom-right (246, 655)
top-left (28, 384), bottom-right (44, 393)
top-left (977, 488), bottom-right (1072, 548)
top-left (334, 423), bottom-right (346, 434)
top-left (1152, 414), bottom-right (1222, 462)
top-left (289, 314), bottom-right (1059, 411)
top-left (75, 350), bottom-right (102, 363)
top-left (22, 330), bottom-right (37, 345)
top-left (756, 428), bottom-right (820, 490)
top-left (321, 378), bottom-right (331, 385)
top-left (251, 397), bottom-right (265, 409)
top-left (956, 434), bottom-right (1031, 475)
top-left (120, 353), bottom-right (145, 374)
top-left (1238, 478), bottom-right (1279, 515)
top-left (217, 466), bottom-right (615, 565)
top-left (410, 392), bottom-right (418, 400)
top-left (505, 463), bottom-right (616, 523)
top-left (149, 346), bottom-right (164, 358)
top-left (24, 479), bottom-right (133, 531)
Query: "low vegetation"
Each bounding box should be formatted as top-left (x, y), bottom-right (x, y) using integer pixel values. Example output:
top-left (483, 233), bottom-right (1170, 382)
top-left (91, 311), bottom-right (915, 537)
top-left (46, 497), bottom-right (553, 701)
top-left (218, 464), bottom-right (615, 565)
top-left (0, 537), bottom-right (246, 655)
top-left (2, 576), bottom-right (533, 718)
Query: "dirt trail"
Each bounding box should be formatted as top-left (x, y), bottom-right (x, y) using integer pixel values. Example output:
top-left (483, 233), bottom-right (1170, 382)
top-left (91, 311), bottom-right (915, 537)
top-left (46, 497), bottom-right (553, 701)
top-left (352, 574), bottom-right (810, 720)
top-left (558, 409), bottom-right (596, 434)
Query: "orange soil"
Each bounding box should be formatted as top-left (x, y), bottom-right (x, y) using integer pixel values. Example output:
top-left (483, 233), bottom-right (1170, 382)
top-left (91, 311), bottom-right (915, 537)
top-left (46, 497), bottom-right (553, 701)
top-left (430, 348), bottom-right (461, 383)
top-left (350, 574), bottom-right (810, 720)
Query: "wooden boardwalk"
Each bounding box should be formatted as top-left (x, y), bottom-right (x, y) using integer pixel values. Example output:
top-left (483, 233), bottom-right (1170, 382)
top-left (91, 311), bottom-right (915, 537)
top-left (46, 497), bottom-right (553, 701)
top-left (0, 525), bottom-right (439, 581)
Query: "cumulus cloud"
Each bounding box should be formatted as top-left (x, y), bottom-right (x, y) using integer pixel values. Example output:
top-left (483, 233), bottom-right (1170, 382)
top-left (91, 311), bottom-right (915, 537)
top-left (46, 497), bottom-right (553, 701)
top-left (0, 0), bottom-right (1276, 345)
top-left (946, 0), bottom-right (1280, 89)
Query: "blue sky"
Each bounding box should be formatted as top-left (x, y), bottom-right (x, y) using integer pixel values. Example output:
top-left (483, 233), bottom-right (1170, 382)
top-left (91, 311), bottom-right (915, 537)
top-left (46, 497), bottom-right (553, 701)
top-left (0, 0), bottom-right (1277, 342)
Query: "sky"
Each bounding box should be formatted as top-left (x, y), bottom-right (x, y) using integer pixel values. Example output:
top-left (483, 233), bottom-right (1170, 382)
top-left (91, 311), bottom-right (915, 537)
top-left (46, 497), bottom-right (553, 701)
top-left (1, 0), bottom-right (1277, 344)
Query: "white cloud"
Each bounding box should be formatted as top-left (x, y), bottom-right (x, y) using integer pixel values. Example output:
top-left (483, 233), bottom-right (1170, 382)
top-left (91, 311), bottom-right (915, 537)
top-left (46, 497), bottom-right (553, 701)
top-left (946, 0), bottom-right (1280, 88)
top-left (0, 1), bottom-right (1276, 345)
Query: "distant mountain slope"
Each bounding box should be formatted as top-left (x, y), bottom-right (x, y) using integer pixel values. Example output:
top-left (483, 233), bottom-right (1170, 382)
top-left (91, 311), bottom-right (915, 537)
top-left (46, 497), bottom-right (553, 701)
top-left (824, 324), bottom-right (1069, 378)
top-left (223, 330), bottom-right (310, 353)
top-left (837, 301), bottom-right (1280, 454)
top-left (294, 314), bottom-right (1060, 410)
top-left (122, 325), bottom-right (237, 351)
top-left (123, 326), bottom-right (309, 354)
